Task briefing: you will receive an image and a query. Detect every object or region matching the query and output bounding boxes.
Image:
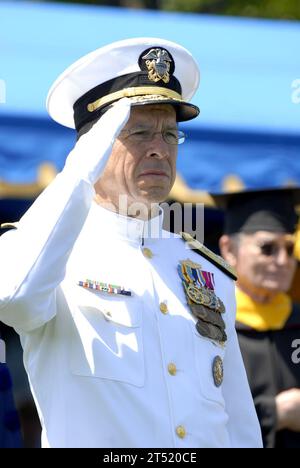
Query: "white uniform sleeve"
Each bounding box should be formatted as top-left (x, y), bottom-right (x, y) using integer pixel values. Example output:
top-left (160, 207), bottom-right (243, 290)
top-left (222, 279), bottom-right (263, 448)
top-left (0, 99), bottom-right (131, 332)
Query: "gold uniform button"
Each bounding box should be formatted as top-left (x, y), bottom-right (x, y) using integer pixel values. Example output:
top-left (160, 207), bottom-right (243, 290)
top-left (142, 247), bottom-right (153, 259)
top-left (159, 303), bottom-right (168, 314)
top-left (167, 363), bottom-right (177, 376)
top-left (103, 310), bottom-right (112, 321)
top-left (175, 425), bottom-right (186, 439)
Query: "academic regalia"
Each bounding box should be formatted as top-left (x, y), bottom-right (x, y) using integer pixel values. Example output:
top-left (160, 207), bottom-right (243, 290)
top-left (213, 187), bottom-right (300, 448)
top-left (236, 297), bottom-right (300, 448)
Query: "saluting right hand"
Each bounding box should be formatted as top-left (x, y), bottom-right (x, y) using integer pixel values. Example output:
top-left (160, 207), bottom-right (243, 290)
top-left (63, 98), bottom-right (131, 185)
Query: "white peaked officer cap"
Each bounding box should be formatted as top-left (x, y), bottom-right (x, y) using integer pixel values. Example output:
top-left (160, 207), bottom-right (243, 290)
top-left (46, 37), bottom-right (200, 133)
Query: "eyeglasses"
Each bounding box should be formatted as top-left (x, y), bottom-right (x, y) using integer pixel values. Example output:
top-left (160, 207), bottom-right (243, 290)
top-left (257, 241), bottom-right (295, 258)
top-left (120, 128), bottom-right (186, 145)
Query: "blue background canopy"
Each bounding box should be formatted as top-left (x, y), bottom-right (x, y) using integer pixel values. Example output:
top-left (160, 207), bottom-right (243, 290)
top-left (1, 0), bottom-right (300, 203)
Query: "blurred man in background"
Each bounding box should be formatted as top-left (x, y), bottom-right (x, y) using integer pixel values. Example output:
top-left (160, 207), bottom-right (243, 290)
top-left (218, 188), bottom-right (300, 448)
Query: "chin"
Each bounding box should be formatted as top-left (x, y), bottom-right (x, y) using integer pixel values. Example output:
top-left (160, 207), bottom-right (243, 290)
top-left (139, 189), bottom-right (169, 204)
top-left (261, 282), bottom-right (282, 293)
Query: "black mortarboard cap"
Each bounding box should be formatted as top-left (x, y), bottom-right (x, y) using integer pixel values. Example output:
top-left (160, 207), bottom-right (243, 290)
top-left (212, 188), bottom-right (300, 235)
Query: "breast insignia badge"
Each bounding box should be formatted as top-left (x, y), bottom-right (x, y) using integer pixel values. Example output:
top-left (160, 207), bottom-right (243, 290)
top-left (212, 356), bottom-right (224, 387)
top-left (177, 259), bottom-right (227, 344)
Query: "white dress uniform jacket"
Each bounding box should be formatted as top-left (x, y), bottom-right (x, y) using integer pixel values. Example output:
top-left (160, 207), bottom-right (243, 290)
top-left (0, 103), bottom-right (262, 448)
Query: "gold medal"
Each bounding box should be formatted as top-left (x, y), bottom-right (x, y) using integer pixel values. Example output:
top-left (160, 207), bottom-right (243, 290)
top-left (195, 320), bottom-right (211, 339)
top-left (186, 284), bottom-right (215, 309)
top-left (178, 259), bottom-right (227, 344)
top-left (216, 297), bottom-right (226, 314)
top-left (185, 284), bottom-right (204, 304)
top-left (196, 320), bottom-right (227, 343)
top-left (189, 304), bottom-right (225, 329)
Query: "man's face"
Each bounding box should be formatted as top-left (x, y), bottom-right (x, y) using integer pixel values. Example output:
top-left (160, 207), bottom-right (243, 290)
top-left (235, 231), bottom-right (297, 294)
top-left (94, 104), bottom-right (178, 211)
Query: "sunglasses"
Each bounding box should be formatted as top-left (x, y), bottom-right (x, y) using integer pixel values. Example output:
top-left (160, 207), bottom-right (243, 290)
top-left (257, 241), bottom-right (295, 258)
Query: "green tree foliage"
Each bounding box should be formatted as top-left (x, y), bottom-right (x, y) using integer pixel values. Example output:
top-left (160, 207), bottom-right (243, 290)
top-left (48, 0), bottom-right (300, 20)
top-left (162, 0), bottom-right (300, 20)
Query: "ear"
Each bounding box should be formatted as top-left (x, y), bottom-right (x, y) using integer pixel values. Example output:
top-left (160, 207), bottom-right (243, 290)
top-left (219, 235), bottom-right (238, 269)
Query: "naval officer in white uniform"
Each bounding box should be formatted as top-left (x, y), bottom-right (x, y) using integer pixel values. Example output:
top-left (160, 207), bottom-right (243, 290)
top-left (0, 37), bottom-right (262, 448)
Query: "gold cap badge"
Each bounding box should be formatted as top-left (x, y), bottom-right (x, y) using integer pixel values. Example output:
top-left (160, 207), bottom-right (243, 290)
top-left (141, 48), bottom-right (173, 83)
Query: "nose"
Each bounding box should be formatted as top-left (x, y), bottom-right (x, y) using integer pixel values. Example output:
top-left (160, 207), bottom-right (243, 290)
top-left (145, 133), bottom-right (172, 160)
top-left (275, 247), bottom-right (291, 266)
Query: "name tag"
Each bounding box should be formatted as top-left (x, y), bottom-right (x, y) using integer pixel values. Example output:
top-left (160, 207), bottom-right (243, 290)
top-left (0, 339), bottom-right (6, 363)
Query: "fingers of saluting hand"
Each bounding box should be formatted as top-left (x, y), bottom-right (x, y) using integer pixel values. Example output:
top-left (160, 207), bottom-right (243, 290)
top-left (77, 97), bottom-right (131, 152)
top-left (64, 98), bottom-right (131, 184)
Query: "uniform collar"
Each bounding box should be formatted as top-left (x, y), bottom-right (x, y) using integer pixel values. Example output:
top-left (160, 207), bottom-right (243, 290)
top-left (89, 201), bottom-right (164, 244)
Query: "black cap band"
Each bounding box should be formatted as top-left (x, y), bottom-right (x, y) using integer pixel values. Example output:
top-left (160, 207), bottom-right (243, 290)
top-left (73, 71), bottom-right (182, 132)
